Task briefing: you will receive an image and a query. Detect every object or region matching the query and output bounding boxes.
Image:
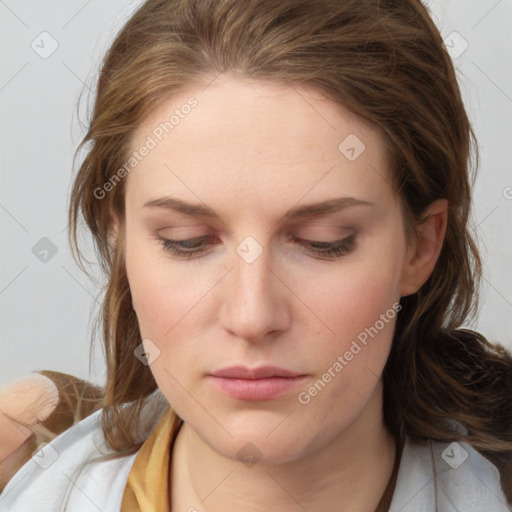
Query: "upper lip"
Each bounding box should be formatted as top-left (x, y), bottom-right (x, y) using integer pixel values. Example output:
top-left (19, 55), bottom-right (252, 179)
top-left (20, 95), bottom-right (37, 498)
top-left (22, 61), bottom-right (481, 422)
top-left (209, 365), bottom-right (303, 379)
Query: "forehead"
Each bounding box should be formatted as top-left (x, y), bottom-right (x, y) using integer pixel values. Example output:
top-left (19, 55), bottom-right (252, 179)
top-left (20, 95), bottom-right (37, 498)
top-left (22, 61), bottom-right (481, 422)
top-left (125, 75), bottom-right (394, 215)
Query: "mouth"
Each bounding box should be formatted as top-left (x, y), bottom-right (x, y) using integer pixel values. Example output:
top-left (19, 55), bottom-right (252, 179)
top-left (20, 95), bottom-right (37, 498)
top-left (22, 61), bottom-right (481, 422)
top-left (207, 365), bottom-right (307, 400)
top-left (209, 365), bottom-right (304, 379)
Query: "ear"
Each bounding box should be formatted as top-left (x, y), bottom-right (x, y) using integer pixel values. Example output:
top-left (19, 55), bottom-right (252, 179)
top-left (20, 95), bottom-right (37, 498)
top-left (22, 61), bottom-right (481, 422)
top-left (400, 199), bottom-right (448, 297)
top-left (108, 212), bottom-right (120, 250)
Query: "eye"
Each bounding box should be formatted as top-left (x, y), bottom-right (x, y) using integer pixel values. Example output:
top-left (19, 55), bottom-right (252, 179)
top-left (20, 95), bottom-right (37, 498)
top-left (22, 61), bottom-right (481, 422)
top-left (157, 235), bottom-right (215, 258)
top-left (291, 233), bottom-right (356, 259)
top-left (157, 233), bottom-right (357, 260)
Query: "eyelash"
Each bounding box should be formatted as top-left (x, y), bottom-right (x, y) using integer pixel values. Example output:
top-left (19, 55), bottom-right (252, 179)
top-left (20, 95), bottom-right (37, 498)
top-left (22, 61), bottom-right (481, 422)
top-left (157, 233), bottom-right (356, 260)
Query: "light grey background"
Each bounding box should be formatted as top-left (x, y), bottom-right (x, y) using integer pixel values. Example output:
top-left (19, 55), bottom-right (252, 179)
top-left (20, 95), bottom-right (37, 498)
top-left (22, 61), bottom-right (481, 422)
top-left (1, 0), bottom-right (511, 387)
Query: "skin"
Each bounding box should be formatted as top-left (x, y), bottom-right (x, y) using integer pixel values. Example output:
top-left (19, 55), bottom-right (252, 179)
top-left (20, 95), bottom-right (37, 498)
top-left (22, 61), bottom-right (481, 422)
top-left (116, 73), bottom-right (447, 511)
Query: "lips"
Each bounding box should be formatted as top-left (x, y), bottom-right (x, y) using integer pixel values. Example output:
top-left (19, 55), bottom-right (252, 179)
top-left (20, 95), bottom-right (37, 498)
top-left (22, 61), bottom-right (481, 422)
top-left (209, 365), bottom-right (303, 379)
top-left (207, 365), bottom-right (307, 400)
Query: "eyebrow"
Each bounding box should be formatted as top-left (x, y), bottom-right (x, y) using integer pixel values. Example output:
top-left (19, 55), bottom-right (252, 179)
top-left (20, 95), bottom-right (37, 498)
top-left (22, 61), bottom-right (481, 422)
top-left (142, 196), bottom-right (375, 220)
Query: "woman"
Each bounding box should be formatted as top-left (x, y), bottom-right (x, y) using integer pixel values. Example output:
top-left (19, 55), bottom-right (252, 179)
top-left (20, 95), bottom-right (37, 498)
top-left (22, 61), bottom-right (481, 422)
top-left (1, 0), bottom-right (511, 510)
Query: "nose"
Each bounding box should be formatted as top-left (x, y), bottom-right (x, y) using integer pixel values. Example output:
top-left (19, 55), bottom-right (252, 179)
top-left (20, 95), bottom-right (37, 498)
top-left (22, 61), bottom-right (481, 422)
top-left (218, 241), bottom-right (291, 343)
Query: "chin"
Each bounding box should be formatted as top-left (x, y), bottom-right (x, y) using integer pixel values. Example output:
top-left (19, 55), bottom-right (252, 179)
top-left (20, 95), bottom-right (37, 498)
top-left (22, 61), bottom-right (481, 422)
top-left (194, 416), bottom-right (329, 467)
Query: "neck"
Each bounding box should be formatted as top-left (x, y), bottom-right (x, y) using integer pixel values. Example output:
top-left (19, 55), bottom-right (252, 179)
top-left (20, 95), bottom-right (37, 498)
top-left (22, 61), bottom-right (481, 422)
top-left (171, 381), bottom-right (397, 512)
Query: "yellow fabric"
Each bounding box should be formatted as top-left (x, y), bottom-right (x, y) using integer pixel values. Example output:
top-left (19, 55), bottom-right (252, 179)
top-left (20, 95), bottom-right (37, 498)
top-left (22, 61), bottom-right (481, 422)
top-left (121, 407), bottom-right (183, 512)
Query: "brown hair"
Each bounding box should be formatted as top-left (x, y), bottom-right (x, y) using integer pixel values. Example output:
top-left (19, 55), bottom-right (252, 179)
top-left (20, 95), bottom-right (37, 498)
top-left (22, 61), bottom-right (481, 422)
top-left (68, 0), bottom-right (512, 507)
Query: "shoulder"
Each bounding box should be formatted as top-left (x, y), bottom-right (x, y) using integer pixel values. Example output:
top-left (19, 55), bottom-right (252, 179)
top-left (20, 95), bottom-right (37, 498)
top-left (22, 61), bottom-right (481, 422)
top-left (0, 394), bottom-right (169, 512)
top-left (390, 436), bottom-right (512, 511)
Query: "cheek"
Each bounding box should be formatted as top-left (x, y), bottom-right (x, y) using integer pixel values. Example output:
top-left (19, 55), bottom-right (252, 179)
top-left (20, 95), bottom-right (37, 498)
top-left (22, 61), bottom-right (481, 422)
top-left (126, 235), bottom-right (201, 338)
top-left (304, 245), bottom-right (403, 334)
top-left (302, 275), bottom-right (398, 374)
top-left (126, 247), bottom-right (167, 337)
top-left (125, 236), bottom-right (221, 400)
top-left (125, 244), bottom-right (206, 403)
top-left (293, 231), bottom-right (405, 381)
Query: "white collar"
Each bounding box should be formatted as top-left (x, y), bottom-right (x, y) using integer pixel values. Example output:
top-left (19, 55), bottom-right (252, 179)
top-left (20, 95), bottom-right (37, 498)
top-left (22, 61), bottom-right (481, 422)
top-left (1, 408), bottom-right (510, 511)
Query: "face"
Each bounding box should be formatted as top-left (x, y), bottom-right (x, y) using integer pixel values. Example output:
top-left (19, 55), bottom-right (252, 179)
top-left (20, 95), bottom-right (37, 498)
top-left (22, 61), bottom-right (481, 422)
top-left (122, 73), bottom-right (411, 464)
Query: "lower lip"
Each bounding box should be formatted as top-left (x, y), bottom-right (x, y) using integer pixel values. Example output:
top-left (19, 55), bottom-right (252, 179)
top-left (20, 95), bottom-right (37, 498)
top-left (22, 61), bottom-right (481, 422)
top-left (207, 375), bottom-right (307, 400)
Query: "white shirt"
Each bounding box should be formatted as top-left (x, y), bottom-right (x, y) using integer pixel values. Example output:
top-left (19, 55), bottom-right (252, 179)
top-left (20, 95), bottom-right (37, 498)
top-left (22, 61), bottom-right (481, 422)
top-left (0, 407), bottom-right (510, 511)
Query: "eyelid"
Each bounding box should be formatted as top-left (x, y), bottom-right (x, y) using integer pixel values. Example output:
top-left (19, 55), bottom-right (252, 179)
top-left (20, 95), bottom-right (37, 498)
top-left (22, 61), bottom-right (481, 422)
top-left (156, 227), bottom-right (354, 245)
top-left (157, 231), bottom-right (357, 260)
top-left (293, 225), bottom-right (356, 238)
